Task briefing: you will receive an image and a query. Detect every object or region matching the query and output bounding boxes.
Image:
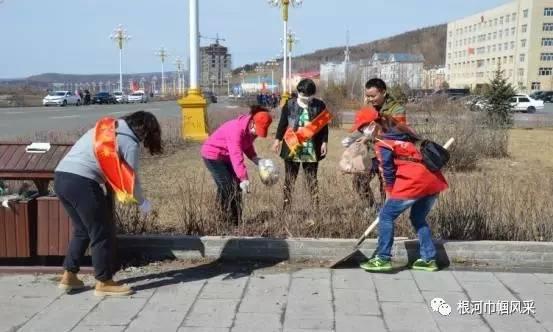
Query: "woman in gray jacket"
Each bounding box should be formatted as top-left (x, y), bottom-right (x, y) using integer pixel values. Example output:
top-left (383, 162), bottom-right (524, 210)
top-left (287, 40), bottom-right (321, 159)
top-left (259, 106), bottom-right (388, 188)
top-left (55, 111), bottom-right (162, 296)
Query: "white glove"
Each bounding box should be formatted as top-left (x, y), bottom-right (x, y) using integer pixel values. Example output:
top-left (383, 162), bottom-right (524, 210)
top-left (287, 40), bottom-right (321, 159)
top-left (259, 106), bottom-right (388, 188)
top-left (239, 180), bottom-right (250, 193)
top-left (341, 137), bottom-right (353, 147)
top-left (139, 199), bottom-right (152, 215)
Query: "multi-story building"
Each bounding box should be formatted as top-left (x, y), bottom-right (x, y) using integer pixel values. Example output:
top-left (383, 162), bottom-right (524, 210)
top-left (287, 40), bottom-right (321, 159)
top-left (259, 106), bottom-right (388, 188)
top-left (422, 66), bottom-right (447, 90)
top-left (366, 53), bottom-right (425, 89)
top-left (446, 0), bottom-right (553, 92)
top-left (200, 42), bottom-right (232, 91)
top-left (320, 53), bottom-right (424, 89)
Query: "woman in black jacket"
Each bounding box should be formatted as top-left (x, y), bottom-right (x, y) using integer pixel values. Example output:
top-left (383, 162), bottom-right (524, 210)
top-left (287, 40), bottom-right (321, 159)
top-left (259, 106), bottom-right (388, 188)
top-left (271, 79), bottom-right (329, 211)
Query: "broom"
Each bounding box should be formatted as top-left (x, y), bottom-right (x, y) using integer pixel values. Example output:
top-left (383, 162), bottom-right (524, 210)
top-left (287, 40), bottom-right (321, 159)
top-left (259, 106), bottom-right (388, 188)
top-left (329, 137), bottom-right (455, 268)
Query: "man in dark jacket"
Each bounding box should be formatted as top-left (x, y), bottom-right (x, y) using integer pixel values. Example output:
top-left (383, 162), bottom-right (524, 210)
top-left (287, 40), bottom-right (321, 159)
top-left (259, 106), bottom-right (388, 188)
top-left (272, 79), bottom-right (329, 210)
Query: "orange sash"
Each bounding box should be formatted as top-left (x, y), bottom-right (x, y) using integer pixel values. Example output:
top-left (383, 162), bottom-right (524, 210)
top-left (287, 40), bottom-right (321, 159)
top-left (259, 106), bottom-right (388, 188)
top-left (284, 109), bottom-right (332, 157)
top-left (94, 117), bottom-right (137, 204)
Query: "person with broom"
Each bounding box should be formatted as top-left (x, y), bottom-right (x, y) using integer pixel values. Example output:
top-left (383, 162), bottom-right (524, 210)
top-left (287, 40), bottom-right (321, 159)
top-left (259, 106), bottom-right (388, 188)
top-left (357, 111), bottom-right (448, 272)
top-left (55, 111), bottom-right (163, 295)
top-left (201, 105), bottom-right (273, 225)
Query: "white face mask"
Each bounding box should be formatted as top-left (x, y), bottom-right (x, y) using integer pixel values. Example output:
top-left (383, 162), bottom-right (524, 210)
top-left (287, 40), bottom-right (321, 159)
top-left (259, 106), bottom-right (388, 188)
top-left (298, 94), bottom-right (312, 106)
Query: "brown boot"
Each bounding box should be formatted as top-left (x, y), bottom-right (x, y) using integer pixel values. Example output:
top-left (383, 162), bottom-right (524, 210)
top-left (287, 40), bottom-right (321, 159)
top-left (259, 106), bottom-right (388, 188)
top-left (58, 271), bottom-right (85, 291)
top-left (94, 279), bottom-right (134, 297)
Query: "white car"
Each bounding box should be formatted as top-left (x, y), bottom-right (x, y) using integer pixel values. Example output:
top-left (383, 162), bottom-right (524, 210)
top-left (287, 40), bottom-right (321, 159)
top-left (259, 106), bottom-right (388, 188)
top-left (113, 91), bottom-right (128, 104)
top-left (42, 91), bottom-right (81, 107)
top-left (128, 91), bottom-right (148, 103)
top-left (510, 95), bottom-right (544, 113)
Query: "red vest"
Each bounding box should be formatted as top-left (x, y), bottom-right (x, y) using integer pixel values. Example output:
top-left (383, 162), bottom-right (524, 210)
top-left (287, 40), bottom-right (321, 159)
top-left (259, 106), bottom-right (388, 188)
top-left (375, 139), bottom-right (448, 199)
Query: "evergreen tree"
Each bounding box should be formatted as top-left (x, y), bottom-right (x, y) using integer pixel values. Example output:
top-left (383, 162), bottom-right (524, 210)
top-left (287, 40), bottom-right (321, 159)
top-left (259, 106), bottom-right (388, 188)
top-left (483, 63), bottom-right (516, 128)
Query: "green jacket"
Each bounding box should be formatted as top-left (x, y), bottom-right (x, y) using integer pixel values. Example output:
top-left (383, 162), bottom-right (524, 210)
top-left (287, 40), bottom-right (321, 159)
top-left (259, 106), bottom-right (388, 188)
top-left (378, 95), bottom-right (407, 124)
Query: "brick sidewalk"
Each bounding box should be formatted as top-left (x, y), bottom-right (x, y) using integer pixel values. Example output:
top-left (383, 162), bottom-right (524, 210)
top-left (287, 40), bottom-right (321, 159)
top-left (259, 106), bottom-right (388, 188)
top-left (2, 267), bottom-right (553, 332)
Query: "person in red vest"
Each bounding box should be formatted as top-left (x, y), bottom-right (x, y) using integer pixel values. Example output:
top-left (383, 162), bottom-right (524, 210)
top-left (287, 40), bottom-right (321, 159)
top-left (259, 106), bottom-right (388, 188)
top-left (55, 111), bottom-right (162, 295)
top-left (359, 112), bottom-right (448, 273)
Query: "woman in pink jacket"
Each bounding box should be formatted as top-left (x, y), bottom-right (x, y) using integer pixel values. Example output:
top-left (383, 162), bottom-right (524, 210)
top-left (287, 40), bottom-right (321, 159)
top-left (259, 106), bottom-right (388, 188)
top-left (201, 106), bottom-right (273, 224)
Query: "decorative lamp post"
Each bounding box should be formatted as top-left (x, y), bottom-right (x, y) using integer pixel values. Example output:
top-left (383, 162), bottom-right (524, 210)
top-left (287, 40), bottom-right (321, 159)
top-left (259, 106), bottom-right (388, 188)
top-left (287, 30), bottom-right (299, 93)
top-left (109, 24), bottom-right (131, 93)
top-left (267, 58), bottom-right (279, 93)
top-left (174, 57), bottom-right (184, 95)
top-left (255, 65), bottom-right (266, 92)
top-left (155, 47), bottom-right (170, 96)
top-left (225, 72), bottom-right (232, 96)
top-left (178, 0), bottom-right (209, 140)
top-left (268, 0), bottom-right (303, 101)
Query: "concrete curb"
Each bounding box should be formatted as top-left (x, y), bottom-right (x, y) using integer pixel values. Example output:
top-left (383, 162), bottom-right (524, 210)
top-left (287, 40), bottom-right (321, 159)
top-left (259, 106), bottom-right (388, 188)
top-left (117, 235), bottom-right (553, 269)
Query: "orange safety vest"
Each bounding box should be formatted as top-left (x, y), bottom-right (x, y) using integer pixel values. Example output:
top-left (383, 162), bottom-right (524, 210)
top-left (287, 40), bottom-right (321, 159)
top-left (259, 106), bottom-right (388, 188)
top-left (283, 109), bottom-right (332, 157)
top-left (94, 117), bottom-right (137, 204)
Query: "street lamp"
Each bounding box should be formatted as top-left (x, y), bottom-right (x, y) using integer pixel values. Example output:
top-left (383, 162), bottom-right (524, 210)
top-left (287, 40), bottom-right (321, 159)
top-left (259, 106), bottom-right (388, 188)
top-left (268, 0), bottom-right (303, 100)
top-left (155, 47), bottom-right (170, 96)
top-left (210, 75), bottom-right (216, 94)
top-left (239, 70), bottom-right (246, 95)
top-left (225, 72), bottom-right (232, 96)
top-left (255, 65), bottom-right (266, 92)
top-left (266, 58), bottom-right (279, 93)
top-left (109, 24), bottom-right (131, 93)
top-left (287, 30), bottom-right (299, 93)
top-left (174, 56), bottom-right (184, 95)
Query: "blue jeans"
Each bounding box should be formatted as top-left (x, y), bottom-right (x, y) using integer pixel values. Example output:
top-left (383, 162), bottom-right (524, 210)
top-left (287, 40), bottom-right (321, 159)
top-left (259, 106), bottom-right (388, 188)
top-left (376, 195), bottom-right (438, 261)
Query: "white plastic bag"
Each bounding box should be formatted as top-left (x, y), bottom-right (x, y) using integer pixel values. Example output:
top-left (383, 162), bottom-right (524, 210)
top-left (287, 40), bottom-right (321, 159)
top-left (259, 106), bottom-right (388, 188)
top-left (258, 159), bottom-right (279, 186)
top-left (339, 141), bottom-right (371, 174)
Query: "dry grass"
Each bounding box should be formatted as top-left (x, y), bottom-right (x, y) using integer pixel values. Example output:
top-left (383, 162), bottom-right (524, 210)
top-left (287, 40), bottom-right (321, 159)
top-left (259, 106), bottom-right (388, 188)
top-left (130, 105), bottom-right (553, 241)
top-left (9, 102), bottom-right (552, 241)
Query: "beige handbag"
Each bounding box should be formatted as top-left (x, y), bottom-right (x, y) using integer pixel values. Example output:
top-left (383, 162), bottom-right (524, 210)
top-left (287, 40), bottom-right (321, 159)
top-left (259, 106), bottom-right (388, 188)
top-left (339, 141), bottom-right (371, 174)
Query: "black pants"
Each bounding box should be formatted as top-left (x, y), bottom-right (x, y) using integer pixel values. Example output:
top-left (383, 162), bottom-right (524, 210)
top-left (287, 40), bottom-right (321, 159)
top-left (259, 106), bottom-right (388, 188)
top-left (283, 161), bottom-right (319, 210)
top-left (54, 172), bottom-right (113, 282)
top-left (204, 158), bottom-right (242, 224)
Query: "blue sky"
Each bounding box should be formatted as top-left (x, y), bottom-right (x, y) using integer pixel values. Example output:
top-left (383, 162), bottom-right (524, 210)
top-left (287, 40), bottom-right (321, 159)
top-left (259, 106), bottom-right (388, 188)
top-left (0, 0), bottom-right (509, 78)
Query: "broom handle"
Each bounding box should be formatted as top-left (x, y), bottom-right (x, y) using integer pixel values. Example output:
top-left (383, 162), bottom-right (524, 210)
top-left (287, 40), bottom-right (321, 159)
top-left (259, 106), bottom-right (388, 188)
top-left (355, 137), bottom-right (455, 247)
top-left (443, 138), bottom-right (455, 150)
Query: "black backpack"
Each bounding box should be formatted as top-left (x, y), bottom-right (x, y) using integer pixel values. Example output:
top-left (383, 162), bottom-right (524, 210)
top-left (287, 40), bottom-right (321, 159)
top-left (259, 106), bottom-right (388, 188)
top-left (418, 140), bottom-right (450, 172)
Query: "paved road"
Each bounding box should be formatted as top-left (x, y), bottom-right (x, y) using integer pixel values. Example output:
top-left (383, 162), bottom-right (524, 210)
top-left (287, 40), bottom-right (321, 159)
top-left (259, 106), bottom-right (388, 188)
top-left (1, 100), bottom-right (551, 140)
top-left (1, 267), bottom-right (552, 332)
top-left (0, 101), bottom-right (182, 140)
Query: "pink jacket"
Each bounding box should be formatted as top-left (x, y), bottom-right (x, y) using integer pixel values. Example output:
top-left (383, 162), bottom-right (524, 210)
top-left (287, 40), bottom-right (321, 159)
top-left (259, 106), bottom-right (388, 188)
top-left (201, 114), bottom-right (257, 181)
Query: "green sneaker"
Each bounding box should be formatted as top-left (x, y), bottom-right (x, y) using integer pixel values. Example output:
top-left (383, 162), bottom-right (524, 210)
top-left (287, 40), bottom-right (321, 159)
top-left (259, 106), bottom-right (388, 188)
top-left (360, 256), bottom-right (393, 272)
top-left (411, 259), bottom-right (439, 272)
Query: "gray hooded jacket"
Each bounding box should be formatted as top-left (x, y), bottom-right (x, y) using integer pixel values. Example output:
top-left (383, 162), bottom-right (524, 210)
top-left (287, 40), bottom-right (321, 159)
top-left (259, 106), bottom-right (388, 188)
top-left (55, 119), bottom-right (144, 204)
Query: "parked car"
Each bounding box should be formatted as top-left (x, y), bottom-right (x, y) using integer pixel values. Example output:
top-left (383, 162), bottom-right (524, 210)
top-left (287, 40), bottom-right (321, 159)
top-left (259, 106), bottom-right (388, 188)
top-left (465, 96), bottom-right (485, 111)
top-left (128, 91), bottom-right (148, 103)
top-left (203, 91), bottom-right (217, 103)
top-left (42, 91), bottom-right (81, 107)
top-left (534, 91), bottom-right (553, 103)
top-left (92, 92), bottom-right (117, 104)
top-left (113, 91), bottom-right (128, 104)
top-left (510, 95), bottom-right (544, 113)
top-left (530, 91), bottom-right (544, 100)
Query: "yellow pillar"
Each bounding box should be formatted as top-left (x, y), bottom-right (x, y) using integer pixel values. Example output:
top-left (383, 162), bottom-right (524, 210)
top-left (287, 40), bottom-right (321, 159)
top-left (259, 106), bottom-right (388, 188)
top-left (178, 88), bottom-right (209, 141)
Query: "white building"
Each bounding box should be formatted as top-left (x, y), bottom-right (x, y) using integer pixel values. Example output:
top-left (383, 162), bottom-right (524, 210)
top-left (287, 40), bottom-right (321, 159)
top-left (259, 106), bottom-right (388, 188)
top-left (446, 0), bottom-right (553, 92)
top-left (365, 53), bottom-right (425, 89)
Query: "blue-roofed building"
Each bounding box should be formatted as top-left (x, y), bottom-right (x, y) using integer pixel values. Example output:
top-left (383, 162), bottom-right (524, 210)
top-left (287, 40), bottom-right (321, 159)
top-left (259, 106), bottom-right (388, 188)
top-left (367, 52), bottom-right (425, 89)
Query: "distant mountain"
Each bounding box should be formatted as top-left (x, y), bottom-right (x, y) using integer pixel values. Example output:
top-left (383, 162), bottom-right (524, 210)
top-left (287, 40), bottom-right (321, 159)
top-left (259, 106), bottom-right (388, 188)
top-left (0, 71), bottom-right (188, 90)
top-left (235, 24), bottom-right (447, 73)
